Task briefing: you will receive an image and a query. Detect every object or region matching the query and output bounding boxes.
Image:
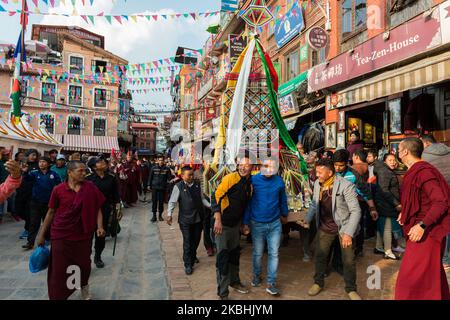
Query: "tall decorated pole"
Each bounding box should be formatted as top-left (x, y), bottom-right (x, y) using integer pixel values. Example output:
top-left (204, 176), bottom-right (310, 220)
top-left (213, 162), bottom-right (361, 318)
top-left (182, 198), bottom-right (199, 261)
top-left (10, 0), bottom-right (28, 124)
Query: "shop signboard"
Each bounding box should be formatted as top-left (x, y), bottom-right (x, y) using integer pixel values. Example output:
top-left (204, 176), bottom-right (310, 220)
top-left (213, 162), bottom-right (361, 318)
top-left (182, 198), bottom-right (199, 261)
top-left (279, 93), bottom-right (298, 117)
top-left (308, 8), bottom-right (446, 92)
top-left (274, 2), bottom-right (305, 48)
top-left (300, 45), bottom-right (308, 62)
top-left (307, 26), bottom-right (329, 50)
top-left (228, 34), bottom-right (247, 68)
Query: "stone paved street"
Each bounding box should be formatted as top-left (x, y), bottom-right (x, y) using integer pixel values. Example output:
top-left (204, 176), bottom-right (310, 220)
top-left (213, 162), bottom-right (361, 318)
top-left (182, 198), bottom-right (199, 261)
top-left (1, 202), bottom-right (448, 300)
top-left (0, 202), bottom-right (169, 300)
top-left (160, 210), bottom-right (450, 300)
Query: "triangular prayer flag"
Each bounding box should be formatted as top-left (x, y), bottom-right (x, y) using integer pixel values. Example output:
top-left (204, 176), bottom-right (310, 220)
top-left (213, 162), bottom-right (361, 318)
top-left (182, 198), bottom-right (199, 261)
top-left (113, 15), bottom-right (122, 24)
top-left (105, 15), bottom-right (112, 24)
top-left (130, 15), bottom-right (137, 23)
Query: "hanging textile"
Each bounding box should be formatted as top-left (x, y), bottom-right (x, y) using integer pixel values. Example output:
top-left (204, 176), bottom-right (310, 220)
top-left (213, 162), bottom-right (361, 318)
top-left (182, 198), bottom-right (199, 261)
top-left (226, 38), bottom-right (256, 167)
top-left (255, 39), bottom-right (308, 174)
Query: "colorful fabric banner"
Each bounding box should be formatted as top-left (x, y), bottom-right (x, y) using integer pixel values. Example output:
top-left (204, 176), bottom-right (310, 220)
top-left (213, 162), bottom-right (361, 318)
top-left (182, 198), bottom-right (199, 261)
top-left (255, 39), bottom-right (307, 174)
top-left (225, 37), bottom-right (255, 167)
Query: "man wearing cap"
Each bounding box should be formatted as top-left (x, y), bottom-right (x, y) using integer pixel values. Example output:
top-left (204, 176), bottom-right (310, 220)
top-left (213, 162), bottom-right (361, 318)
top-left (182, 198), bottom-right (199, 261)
top-left (51, 154), bottom-right (67, 182)
top-left (22, 157), bottom-right (61, 250)
top-left (86, 156), bottom-right (121, 268)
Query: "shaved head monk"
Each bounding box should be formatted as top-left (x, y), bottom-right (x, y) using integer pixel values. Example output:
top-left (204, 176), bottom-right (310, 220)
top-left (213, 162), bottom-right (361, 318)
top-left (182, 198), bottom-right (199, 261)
top-left (395, 138), bottom-right (450, 300)
top-left (37, 161), bottom-right (106, 300)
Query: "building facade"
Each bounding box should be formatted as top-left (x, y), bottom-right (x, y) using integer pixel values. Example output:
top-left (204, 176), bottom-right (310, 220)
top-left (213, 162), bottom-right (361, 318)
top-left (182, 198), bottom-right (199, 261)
top-left (0, 24), bottom-right (129, 154)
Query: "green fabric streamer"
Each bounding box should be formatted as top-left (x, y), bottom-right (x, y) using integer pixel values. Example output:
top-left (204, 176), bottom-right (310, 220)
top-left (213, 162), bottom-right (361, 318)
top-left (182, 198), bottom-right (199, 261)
top-left (255, 40), bottom-right (308, 175)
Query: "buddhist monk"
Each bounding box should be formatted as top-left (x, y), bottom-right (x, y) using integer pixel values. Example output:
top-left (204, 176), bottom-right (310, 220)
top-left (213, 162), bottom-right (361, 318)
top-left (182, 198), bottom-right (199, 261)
top-left (395, 138), bottom-right (450, 300)
top-left (37, 161), bottom-right (106, 300)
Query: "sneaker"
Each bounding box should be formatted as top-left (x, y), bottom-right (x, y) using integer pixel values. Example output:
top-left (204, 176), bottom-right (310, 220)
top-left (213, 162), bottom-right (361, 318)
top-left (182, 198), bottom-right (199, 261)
top-left (94, 256), bottom-right (105, 268)
top-left (151, 216), bottom-right (157, 223)
top-left (384, 251), bottom-right (399, 260)
top-left (392, 246), bottom-right (405, 253)
top-left (308, 284), bottom-right (322, 296)
top-left (158, 215), bottom-right (164, 222)
top-left (303, 254), bottom-right (311, 262)
top-left (81, 285), bottom-right (91, 300)
top-left (11, 214), bottom-right (21, 222)
top-left (373, 248), bottom-right (385, 255)
top-left (19, 230), bottom-right (29, 239)
top-left (348, 291), bottom-right (362, 300)
top-left (230, 282), bottom-right (249, 294)
top-left (207, 248), bottom-right (215, 257)
top-left (251, 276), bottom-right (262, 287)
top-left (185, 266), bottom-right (193, 275)
top-left (266, 284), bottom-right (280, 296)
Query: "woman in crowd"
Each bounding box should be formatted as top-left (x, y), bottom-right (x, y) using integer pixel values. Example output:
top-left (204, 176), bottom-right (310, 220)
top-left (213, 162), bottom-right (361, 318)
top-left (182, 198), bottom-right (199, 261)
top-left (373, 153), bottom-right (405, 260)
top-left (347, 131), bottom-right (364, 162)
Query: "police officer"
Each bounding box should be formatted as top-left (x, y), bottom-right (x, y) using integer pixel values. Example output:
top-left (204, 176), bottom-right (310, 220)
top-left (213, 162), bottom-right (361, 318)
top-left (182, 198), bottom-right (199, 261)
top-left (86, 156), bottom-right (120, 268)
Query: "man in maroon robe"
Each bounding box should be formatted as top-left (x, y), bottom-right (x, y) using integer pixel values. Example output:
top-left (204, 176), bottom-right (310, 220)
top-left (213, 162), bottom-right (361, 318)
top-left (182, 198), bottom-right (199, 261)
top-left (37, 160), bottom-right (105, 300)
top-left (395, 138), bottom-right (450, 300)
top-left (120, 154), bottom-right (140, 207)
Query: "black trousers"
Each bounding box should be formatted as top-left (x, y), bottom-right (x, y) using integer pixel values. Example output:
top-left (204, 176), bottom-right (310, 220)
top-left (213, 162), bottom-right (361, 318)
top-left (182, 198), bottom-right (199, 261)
top-left (15, 196), bottom-right (31, 231)
top-left (355, 200), bottom-right (367, 255)
top-left (94, 204), bottom-right (112, 258)
top-left (179, 222), bottom-right (203, 268)
top-left (203, 208), bottom-right (214, 250)
top-left (151, 189), bottom-right (165, 216)
top-left (28, 200), bottom-right (49, 245)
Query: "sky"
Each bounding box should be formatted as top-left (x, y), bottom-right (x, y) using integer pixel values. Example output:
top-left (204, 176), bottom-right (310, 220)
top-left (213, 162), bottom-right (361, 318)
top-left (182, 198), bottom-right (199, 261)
top-left (0, 0), bottom-right (221, 116)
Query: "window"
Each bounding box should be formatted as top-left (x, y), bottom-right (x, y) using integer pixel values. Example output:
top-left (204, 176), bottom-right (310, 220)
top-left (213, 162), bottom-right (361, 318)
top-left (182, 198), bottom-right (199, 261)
top-left (11, 79), bottom-right (28, 97)
top-left (39, 114), bottom-right (55, 134)
top-left (342, 0), bottom-right (367, 39)
top-left (94, 88), bottom-right (107, 108)
top-left (41, 82), bottom-right (56, 103)
top-left (67, 116), bottom-right (81, 135)
top-left (69, 56), bottom-right (84, 75)
top-left (311, 47), bottom-right (327, 67)
top-left (68, 85), bottom-right (83, 106)
top-left (92, 60), bottom-right (108, 74)
top-left (93, 118), bottom-right (106, 136)
top-left (286, 50), bottom-right (300, 81)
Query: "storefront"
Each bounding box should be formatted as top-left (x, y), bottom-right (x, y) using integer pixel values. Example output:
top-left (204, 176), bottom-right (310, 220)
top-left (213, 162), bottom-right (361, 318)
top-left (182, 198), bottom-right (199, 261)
top-left (309, 0), bottom-right (450, 153)
top-left (279, 72), bottom-right (325, 153)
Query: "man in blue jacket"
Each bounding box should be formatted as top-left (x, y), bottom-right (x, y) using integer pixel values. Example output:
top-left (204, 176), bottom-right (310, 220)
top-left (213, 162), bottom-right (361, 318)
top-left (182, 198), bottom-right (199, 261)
top-left (22, 157), bottom-right (61, 250)
top-left (243, 158), bottom-right (288, 296)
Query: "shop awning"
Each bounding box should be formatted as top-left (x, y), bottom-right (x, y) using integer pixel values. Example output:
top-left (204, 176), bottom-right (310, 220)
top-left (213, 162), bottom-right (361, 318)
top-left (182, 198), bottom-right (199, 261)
top-left (278, 71), bottom-right (308, 97)
top-left (283, 103), bottom-right (325, 123)
top-left (332, 50), bottom-right (450, 108)
top-left (55, 134), bottom-right (120, 153)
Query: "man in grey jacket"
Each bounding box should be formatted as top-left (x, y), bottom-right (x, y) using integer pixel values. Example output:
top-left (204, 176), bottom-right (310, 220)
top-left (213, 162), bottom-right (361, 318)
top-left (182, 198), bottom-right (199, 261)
top-left (300, 158), bottom-right (362, 300)
top-left (420, 134), bottom-right (450, 184)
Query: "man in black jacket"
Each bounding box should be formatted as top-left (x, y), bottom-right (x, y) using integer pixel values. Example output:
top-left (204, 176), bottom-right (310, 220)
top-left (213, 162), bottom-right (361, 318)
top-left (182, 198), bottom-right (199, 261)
top-left (167, 166), bottom-right (209, 275)
top-left (86, 156), bottom-right (121, 268)
top-left (148, 157), bottom-right (172, 222)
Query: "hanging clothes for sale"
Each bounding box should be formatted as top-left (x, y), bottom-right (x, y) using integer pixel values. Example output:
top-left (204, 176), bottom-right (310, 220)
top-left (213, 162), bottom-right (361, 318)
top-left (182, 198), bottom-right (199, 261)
top-left (404, 93), bottom-right (435, 133)
top-left (298, 122), bottom-right (324, 154)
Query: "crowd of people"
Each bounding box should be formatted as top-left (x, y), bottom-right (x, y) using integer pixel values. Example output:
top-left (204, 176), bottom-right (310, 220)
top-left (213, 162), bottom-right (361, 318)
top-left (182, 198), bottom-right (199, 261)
top-left (165, 132), bottom-right (449, 301)
top-left (0, 131), bottom-right (448, 301)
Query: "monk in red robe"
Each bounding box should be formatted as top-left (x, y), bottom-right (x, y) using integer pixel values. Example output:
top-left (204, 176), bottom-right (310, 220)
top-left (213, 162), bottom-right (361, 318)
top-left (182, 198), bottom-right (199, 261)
top-left (395, 138), bottom-right (450, 300)
top-left (37, 160), bottom-right (105, 300)
top-left (120, 154), bottom-right (140, 207)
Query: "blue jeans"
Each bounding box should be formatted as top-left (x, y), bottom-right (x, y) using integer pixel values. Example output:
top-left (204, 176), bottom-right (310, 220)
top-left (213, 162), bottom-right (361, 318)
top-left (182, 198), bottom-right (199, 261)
top-left (250, 219), bottom-right (282, 285)
top-left (443, 234), bottom-right (450, 266)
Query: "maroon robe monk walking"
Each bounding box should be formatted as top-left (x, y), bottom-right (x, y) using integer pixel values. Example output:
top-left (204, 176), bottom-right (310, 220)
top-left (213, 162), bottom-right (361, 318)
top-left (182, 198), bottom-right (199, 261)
top-left (395, 138), bottom-right (450, 300)
top-left (121, 159), bottom-right (140, 206)
top-left (37, 161), bottom-right (105, 300)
